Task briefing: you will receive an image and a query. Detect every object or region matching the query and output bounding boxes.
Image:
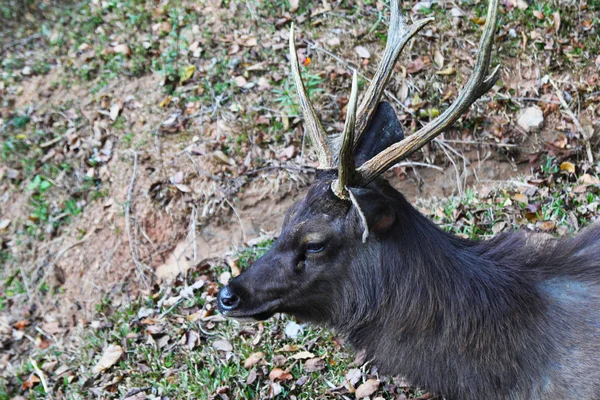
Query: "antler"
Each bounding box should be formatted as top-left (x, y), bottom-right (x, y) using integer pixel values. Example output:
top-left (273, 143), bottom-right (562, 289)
top-left (355, 0), bottom-right (500, 185)
top-left (332, 70), bottom-right (359, 199)
top-left (288, 0), bottom-right (499, 197)
top-left (350, 6), bottom-right (433, 151)
top-left (289, 23), bottom-right (334, 168)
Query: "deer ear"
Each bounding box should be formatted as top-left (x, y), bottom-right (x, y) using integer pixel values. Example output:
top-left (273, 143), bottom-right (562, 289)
top-left (354, 101), bottom-right (404, 166)
top-left (347, 187), bottom-right (396, 239)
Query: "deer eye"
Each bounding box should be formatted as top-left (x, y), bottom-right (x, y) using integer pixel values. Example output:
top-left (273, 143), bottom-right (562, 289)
top-left (306, 242), bottom-right (325, 254)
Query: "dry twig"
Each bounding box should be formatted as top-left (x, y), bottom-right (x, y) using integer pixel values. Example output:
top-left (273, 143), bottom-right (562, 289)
top-left (550, 78), bottom-right (592, 163)
top-left (126, 151), bottom-right (154, 284)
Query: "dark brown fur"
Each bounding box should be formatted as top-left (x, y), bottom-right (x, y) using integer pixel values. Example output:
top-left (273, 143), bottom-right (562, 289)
top-left (219, 172), bottom-right (600, 399)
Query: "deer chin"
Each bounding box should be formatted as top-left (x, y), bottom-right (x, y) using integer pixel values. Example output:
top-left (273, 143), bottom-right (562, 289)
top-left (227, 311), bottom-right (276, 322)
top-left (220, 301), bottom-right (279, 321)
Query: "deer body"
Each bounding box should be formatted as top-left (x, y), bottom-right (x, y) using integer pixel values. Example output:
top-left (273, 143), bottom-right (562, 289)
top-left (327, 181), bottom-right (600, 399)
top-left (217, 0), bottom-right (600, 397)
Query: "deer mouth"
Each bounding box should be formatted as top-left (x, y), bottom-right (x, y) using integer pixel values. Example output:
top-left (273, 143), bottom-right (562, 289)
top-left (220, 306), bottom-right (277, 321)
top-left (217, 286), bottom-right (280, 320)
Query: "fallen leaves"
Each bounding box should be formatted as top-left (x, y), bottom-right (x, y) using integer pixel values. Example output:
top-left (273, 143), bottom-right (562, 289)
top-left (517, 106), bottom-right (544, 132)
top-left (355, 379), bottom-right (380, 398)
top-left (434, 49), bottom-right (444, 69)
top-left (180, 65), bottom-right (195, 83)
top-left (14, 320), bottom-right (30, 330)
top-left (406, 57), bottom-right (426, 74)
top-left (284, 320), bottom-right (303, 339)
top-left (21, 375), bottom-right (40, 390)
top-left (113, 44), bottom-right (132, 56)
top-left (512, 193), bottom-right (528, 204)
top-left (92, 345), bottom-right (124, 374)
top-left (109, 102), bottom-right (122, 121)
top-left (580, 174), bottom-right (600, 186)
top-left (212, 339), bottom-right (233, 352)
top-left (290, 351), bottom-right (314, 360)
top-left (244, 352), bottom-right (265, 368)
top-left (354, 46), bottom-right (370, 59)
top-left (303, 357), bottom-right (325, 372)
top-left (268, 368), bottom-right (293, 382)
top-left (560, 161), bottom-right (575, 174)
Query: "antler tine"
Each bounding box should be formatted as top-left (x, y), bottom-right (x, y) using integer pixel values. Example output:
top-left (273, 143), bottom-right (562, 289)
top-left (332, 70), bottom-right (359, 199)
top-left (289, 23), bottom-right (334, 168)
top-left (349, 3), bottom-right (433, 150)
top-left (356, 0), bottom-right (500, 186)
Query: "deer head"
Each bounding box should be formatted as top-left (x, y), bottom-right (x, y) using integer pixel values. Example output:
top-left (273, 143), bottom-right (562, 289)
top-left (218, 0), bottom-right (500, 323)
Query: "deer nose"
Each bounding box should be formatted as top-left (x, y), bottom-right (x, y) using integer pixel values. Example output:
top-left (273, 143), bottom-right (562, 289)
top-left (218, 286), bottom-right (240, 311)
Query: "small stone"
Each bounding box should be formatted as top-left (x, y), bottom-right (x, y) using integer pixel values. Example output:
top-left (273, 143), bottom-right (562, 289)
top-left (285, 321), bottom-right (303, 339)
top-left (517, 106), bottom-right (544, 132)
top-left (327, 37), bottom-right (341, 47)
top-left (228, 57), bottom-right (242, 69)
top-left (354, 46), bottom-right (370, 59)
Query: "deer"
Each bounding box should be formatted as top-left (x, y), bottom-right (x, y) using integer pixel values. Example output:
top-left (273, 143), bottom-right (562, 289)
top-left (218, 0), bottom-right (600, 398)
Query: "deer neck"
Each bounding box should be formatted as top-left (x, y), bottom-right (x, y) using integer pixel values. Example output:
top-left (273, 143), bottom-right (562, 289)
top-left (338, 196), bottom-right (555, 377)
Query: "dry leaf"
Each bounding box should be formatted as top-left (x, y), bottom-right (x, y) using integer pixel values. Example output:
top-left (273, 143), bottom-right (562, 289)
top-left (285, 320), bottom-right (303, 339)
top-left (278, 344), bottom-right (299, 352)
top-left (159, 96), bottom-right (172, 108)
top-left (93, 345), bottom-right (124, 373)
top-left (270, 382), bottom-right (283, 397)
top-left (354, 46), bottom-right (370, 59)
top-left (327, 37), bottom-right (341, 47)
top-left (109, 103), bottom-right (121, 121)
top-left (244, 352), bottom-right (265, 368)
top-left (21, 374), bottom-right (40, 390)
top-left (560, 162), bottom-right (575, 174)
top-left (512, 193), bottom-right (528, 204)
top-left (212, 150), bottom-right (235, 166)
top-left (552, 11), bottom-right (560, 32)
top-left (269, 368), bottom-right (293, 381)
top-left (113, 44), bottom-right (132, 56)
top-left (573, 185), bottom-right (588, 194)
top-left (397, 81), bottom-right (409, 102)
top-left (247, 369), bottom-right (257, 384)
top-left (290, 351), bottom-right (314, 360)
top-left (434, 50), bottom-right (444, 68)
top-left (14, 320), bottom-right (30, 329)
top-left (514, 0), bottom-right (528, 9)
top-left (406, 57), bottom-right (425, 74)
top-left (538, 220), bottom-right (556, 231)
top-left (450, 7), bottom-right (466, 17)
top-left (161, 21), bottom-right (172, 33)
top-left (272, 354), bottom-right (286, 367)
top-left (492, 221), bottom-right (506, 234)
top-left (289, 0), bottom-right (299, 12)
top-left (0, 219), bottom-right (10, 230)
top-left (234, 76), bottom-right (248, 87)
top-left (174, 184), bottom-right (192, 193)
top-left (242, 36), bottom-right (258, 47)
top-left (436, 66), bottom-right (455, 75)
top-left (580, 174), bottom-right (600, 185)
top-left (226, 257), bottom-right (241, 277)
top-left (355, 379), bottom-right (380, 398)
top-left (345, 368), bottom-right (362, 387)
top-left (180, 65), bottom-right (195, 83)
top-left (212, 339), bottom-right (233, 352)
top-left (532, 10), bottom-right (544, 20)
top-left (303, 358), bottom-right (325, 372)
